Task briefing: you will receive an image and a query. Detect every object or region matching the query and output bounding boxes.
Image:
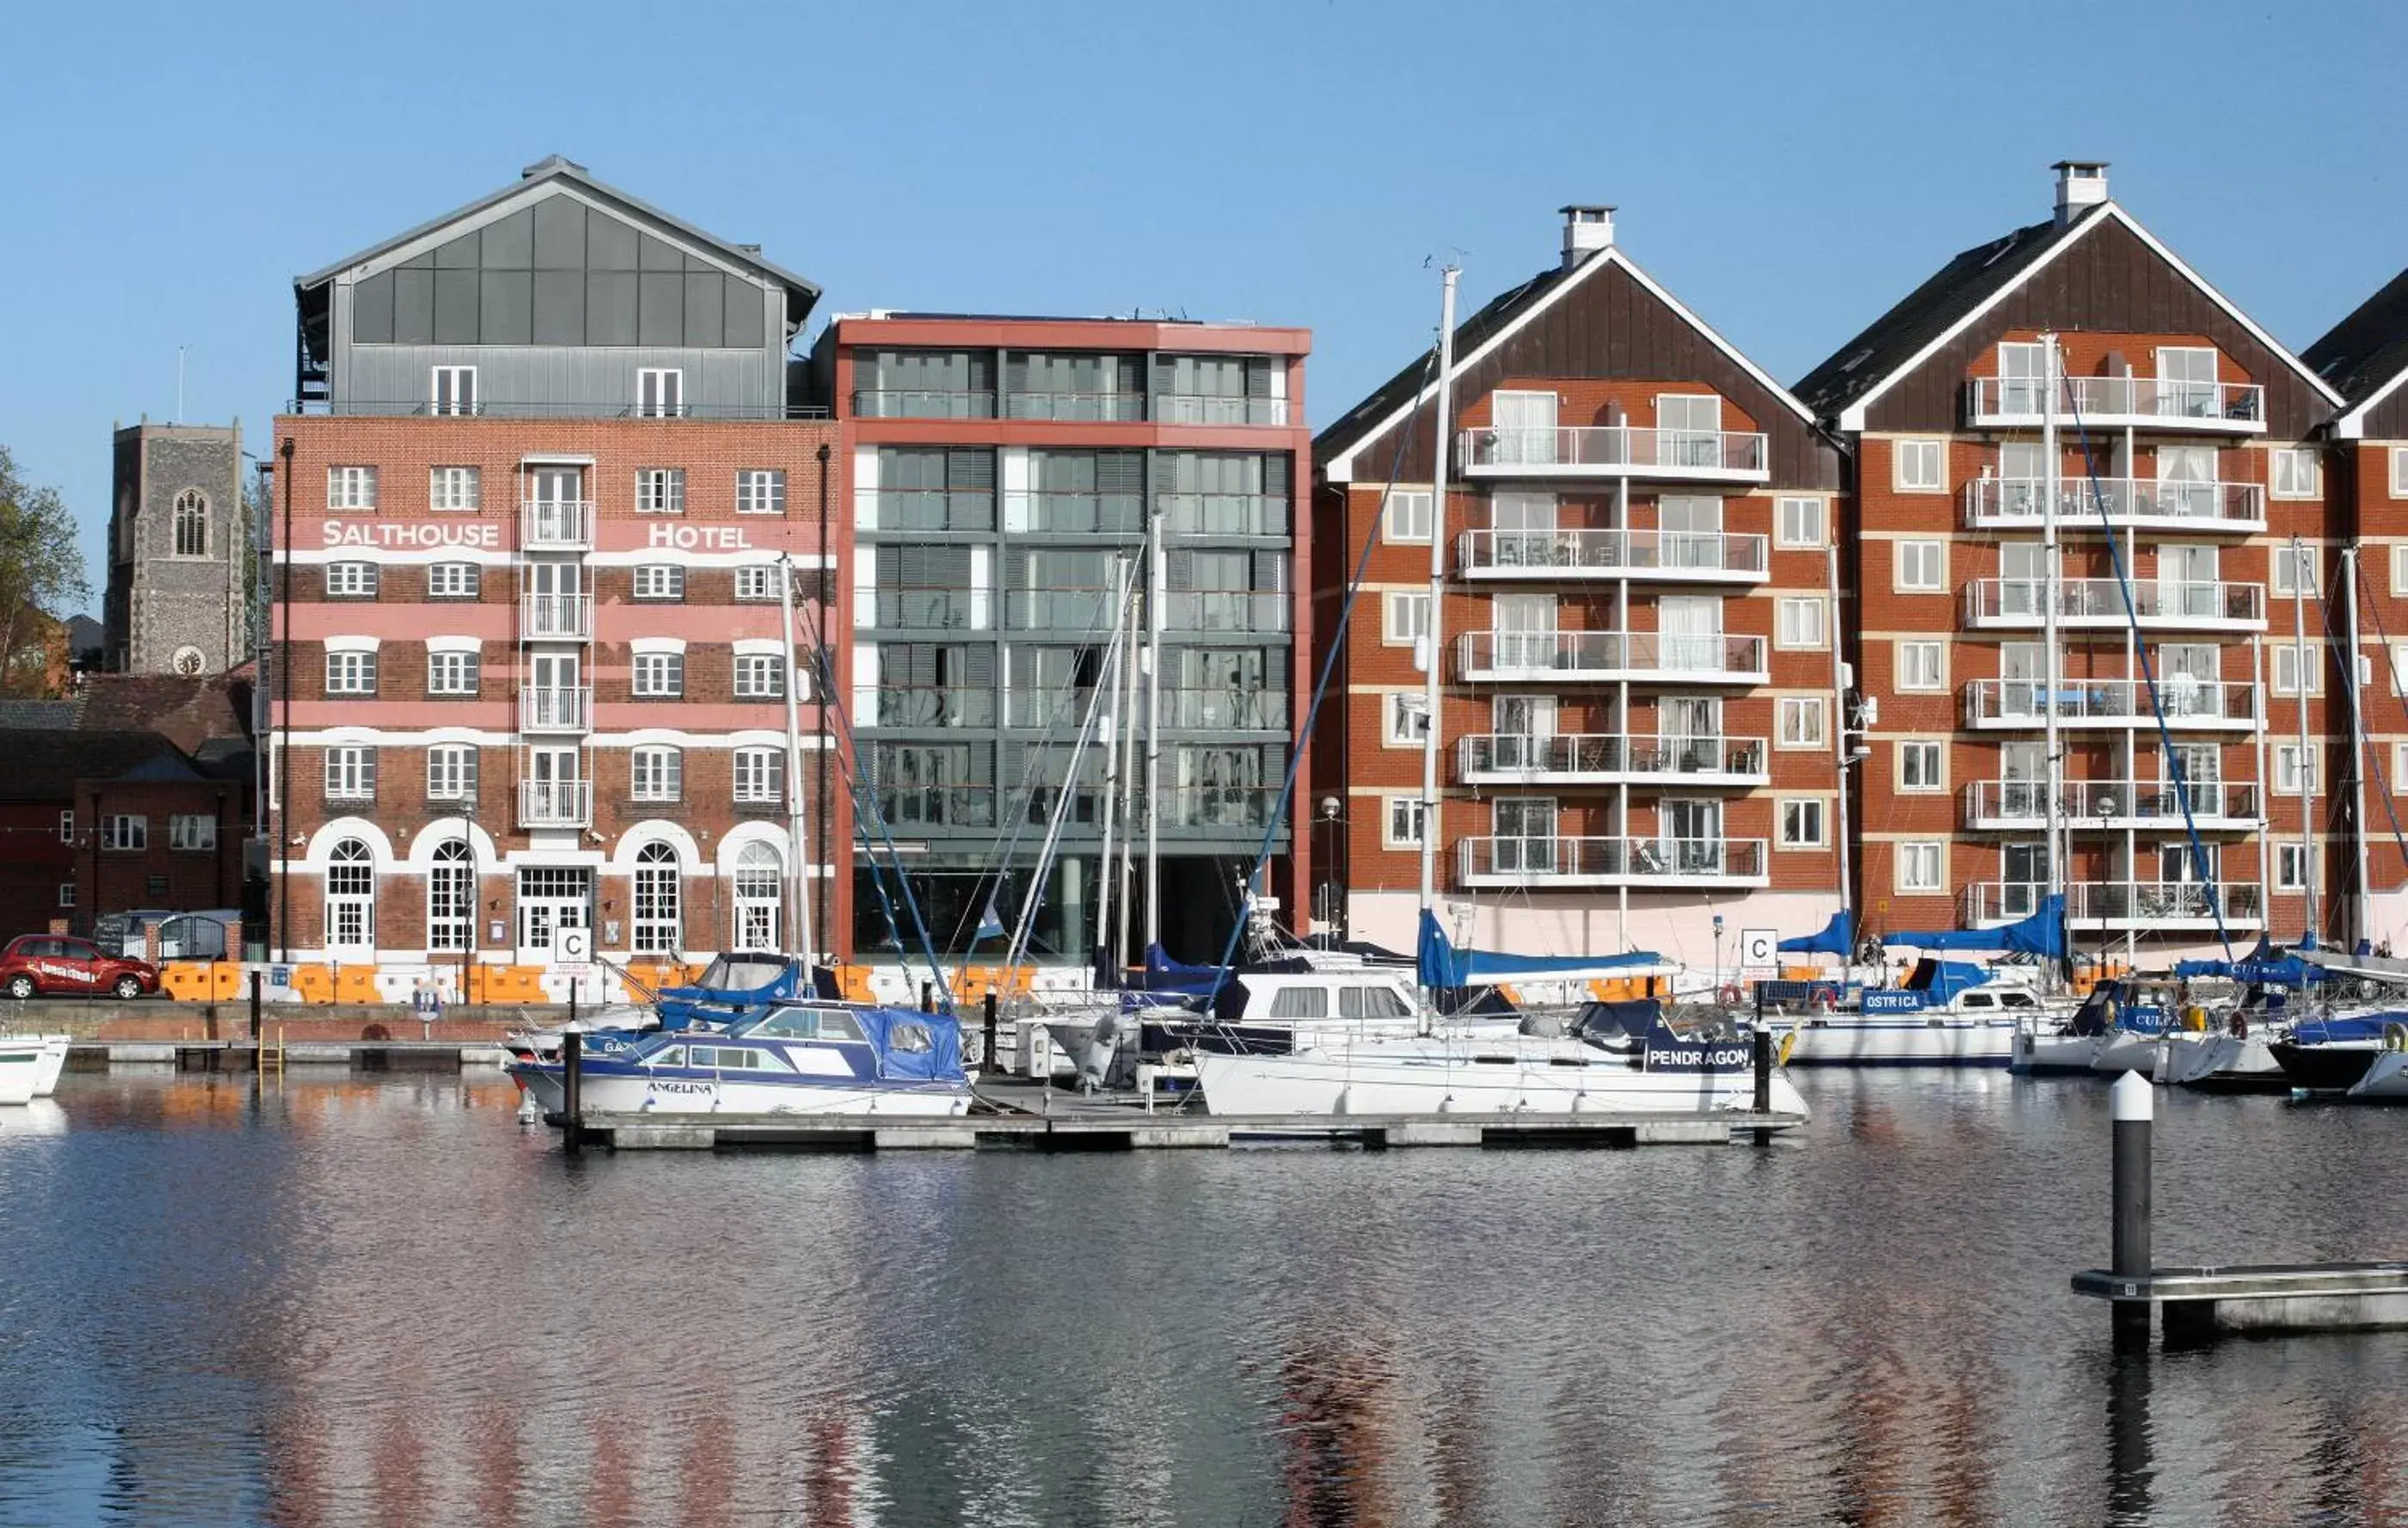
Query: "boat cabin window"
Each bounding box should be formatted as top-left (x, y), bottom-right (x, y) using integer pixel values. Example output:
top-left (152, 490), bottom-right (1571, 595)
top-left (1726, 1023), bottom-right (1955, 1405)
top-left (753, 1007), bottom-right (822, 1039)
top-left (689, 1045), bottom-right (782, 1071)
top-left (2000, 991), bottom-right (2039, 1009)
top-left (817, 1012), bottom-right (867, 1042)
top-left (647, 1046), bottom-right (689, 1068)
top-left (696, 954), bottom-right (792, 992)
top-left (1960, 991), bottom-right (1996, 1009)
top-left (1339, 985), bottom-right (1412, 1020)
top-left (1265, 985), bottom-right (1328, 1019)
top-left (889, 1022), bottom-right (934, 1053)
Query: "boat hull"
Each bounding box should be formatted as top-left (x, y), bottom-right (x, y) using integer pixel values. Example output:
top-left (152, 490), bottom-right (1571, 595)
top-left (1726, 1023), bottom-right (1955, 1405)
top-left (2270, 1040), bottom-right (2381, 1091)
top-left (1783, 1017), bottom-right (2016, 1067)
top-left (28, 1035), bottom-right (68, 1096)
top-left (2158, 1033), bottom-right (2288, 1091)
top-left (0, 1043), bottom-right (40, 1106)
top-left (2346, 1051), bottom-right (2408, 1100)
top-left (2088, 1033), bottom-right (2162, 1076)
top-left (509, 1062), bottom-right (971, 1118)
top-left (1194, 1041), bottom-right (1806, 1119)
top-left (2012, 1032), bottom-right (2104, 1075)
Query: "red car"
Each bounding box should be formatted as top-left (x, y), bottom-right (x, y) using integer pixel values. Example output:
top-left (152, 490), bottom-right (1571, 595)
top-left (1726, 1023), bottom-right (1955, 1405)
top-left (0, 935), bottom-right (159, 1000)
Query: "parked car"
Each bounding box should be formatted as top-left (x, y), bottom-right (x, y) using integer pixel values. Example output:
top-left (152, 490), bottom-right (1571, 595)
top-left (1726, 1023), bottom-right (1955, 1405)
top-left (0, 935), bottom-right (160, 1000)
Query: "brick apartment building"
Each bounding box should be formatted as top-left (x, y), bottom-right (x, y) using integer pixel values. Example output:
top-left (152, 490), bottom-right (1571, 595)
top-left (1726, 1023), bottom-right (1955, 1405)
top-left (1312, 206), bottom-right (1847, 973)
top-left (1796, 162), bottom-right (2348, 960)
top-left (813, 314), bottom-right (1312, 965)
top-left (271, 157), bottom-right (842, 974)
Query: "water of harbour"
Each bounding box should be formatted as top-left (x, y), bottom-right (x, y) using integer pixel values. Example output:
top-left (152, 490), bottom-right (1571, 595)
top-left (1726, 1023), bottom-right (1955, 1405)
top-left (3, 1071), bottom-right (2406, 1526)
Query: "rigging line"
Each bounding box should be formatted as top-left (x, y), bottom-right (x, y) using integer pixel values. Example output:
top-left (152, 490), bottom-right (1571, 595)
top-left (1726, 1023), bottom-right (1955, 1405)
top-left (1201, 345), bottom-right (1440, 1012)
top-left (796, 615), bottom-right (923, 979)
top-left (2341, 572), bottom-right (2408, 936)
top-left (2062, 403), bottom-right (2236, 961)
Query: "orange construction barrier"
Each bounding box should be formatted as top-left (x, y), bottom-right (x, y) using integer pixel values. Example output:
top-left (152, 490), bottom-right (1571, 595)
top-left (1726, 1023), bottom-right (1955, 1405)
top-left (288, 965), bottom-right (336, 1005)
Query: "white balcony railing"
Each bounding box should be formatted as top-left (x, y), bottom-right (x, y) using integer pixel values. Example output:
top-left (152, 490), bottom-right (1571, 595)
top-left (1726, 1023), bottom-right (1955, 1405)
top-left (1457, 426), bottom-right (1770, 480)
top-left (521, 592), bottom-right (593, 641)
top-left (1962, 476), bottom-right (2266, 533)
top-left (1964, 881), bottom-right (2264, 929)
top-left (1961, 578), bottom-right (2265, 629)
top-left (1458, 836), bottom-right (1769, 887)
top-left (1457, 528), bottom-right (1769, 582)
top-left (517, 779), bottom-right (592, 828)
top-left (1962, 678), bottom-right (2258, 729)
top-left (1456, 629), bottom-right (1769, 684)
top-left (519, 686), bottom-right (591, 733)
top-left (1458, 733), bottom-right (1768, 785)
top-left (1965, 376), bottom-right (2267, 431)
top-left (1959, 779), bottom-right (2262, 831)
top-left (520, 498), bottom-right (593, 550)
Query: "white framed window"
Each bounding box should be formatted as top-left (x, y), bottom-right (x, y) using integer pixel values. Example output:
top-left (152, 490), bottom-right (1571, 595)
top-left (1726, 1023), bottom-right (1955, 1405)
top-left (57, 883), bottom-right (74, 909)
top-left (1777, 696), bottom-right (1827, 749)
top-left (2270, 642), bottom-right (2323, 696)
top-left (2270, 543), bottom-right (2319, 597)
top-left (1779, 798), bottom-right (1828, 848)
top-left (429, 466), bottom-right (481, 511)
top-left (427, 650), bottom-right (479, 696)
top-left (427, 562), bottom-right (479, 599)
top-left (324, 650), bottom-right (378, 695)
top-left (1385, 692), bottom-right (1430, 747)
top-left (632, 653), bottom-right (683, 698)
top-left (427, 745), bottom-right (477, 801)
top-left (1384, 795), bottom-right (1428, 848)
top-left (631, 746), bottom-right (683, 802)
top-left (1898, 841), bottom-right (1943, 892)
top-left (168, 814), bottom-right (217, 851)
top-left (635, 468), bottom-right (686, 515)
top-left (733, 746), bottom-right (784, 803)
top-left (1897, 640), bottom-right (1946, 692)
top-left (101, 814), bottom-right (146, 851)
top-left (325, 561), bottom-right (378, 598)
top-left (322, 747), bottom-right (376, 801)
top-left (2392, 447), bottom-right (2408, 499)
top-left (1382, 592), bottom-right (1431, 646)
top-left (1894, 540), bottom-right (1945, 592)
top-left (1777, 496), bottom-right (1826, 549)
top-left (734, 565), bottom-right (777, 603)
top-left (1382, 488), bottom-right (1434, 544)
top-left (327, 466), bottom-right (378, 511)
top-left (736, 469), bottom-right (787, 515)
top-left (2270, 448), bottom-right (2321, 500)
top-left (431, 365), bottom-right (477, 416)
top-left (2276, 843), bottom-right (2313, 891)
top-left (633, 565), bottom-right (685, 602)
top-left (1894, 439), bottom-right (1945, 493)
top-left (734, 654), bottom-right (784, 699)
top-left (637, 367), bottom-right (684, 418)
top-left (2275, 745), bottom-right (2319, 795)
top-left (57, 810), bottom-right (72, 844)
top-left (1899, 739), bottom-right (1944, 792)
top-left (1777, 596), bottom-right (1828, 650)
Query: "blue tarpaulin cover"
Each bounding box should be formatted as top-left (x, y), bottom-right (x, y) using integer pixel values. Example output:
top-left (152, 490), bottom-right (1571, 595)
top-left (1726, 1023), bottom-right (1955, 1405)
top-left (1778, 909), bottom-right (1853, 956)
top-left (1880, 896), bottom-right (2067, 960)
top-left (1416, 911), bottom-right (1666, 990)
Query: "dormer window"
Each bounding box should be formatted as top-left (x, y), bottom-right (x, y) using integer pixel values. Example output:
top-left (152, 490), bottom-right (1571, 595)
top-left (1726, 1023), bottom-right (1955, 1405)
top-left (431, 365), bottom-right (477, 416)
top-left (637, 368), bottom-right (684, 418)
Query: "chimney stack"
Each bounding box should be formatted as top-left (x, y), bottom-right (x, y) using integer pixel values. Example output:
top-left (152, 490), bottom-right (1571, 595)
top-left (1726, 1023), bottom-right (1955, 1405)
top-left (1561, 205), bottom-right (1616, 269)
top-left (2053, 161), bottom-right (2109, 227)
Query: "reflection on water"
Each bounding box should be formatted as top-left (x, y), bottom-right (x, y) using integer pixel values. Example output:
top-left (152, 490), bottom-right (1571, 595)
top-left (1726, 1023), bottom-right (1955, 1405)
top-left (3, 1070), bottom-right (2408, 1525)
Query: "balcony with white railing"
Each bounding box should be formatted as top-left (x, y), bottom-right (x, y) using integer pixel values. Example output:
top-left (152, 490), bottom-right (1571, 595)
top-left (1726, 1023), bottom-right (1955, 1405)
top-left (1959, 779), bottom-right (2262, 832)
top-left (1962, 476), bottom-right (2266, 534)
top-left (1457, 528), bottom-right (1770, 584)
top-left (517, 779), bottom-right (592, 829)
top-left (519, 498), bottom-right (593, 550)
top-left (1457, 733), bottom-right (1769, 788)
top-left (1961, 578), bottom-right (2265, 632)
top-left (519, 686), bottom-right (592, 734)
top-left (1963, 881), bottom-right (2264, 931)
top-left (521, 592), bottom-right (593, 641)
top-left (1455, 629), bottom-right (1769, 685)
top-left (1965, 375), bottom-right (2267, 433)
top-left (1457, 426), bottom-right (1771, 484)
top-left (1458, 835), bottom-right (1769, 889)
top-left (1962, 678), bottom-right (2258, 730)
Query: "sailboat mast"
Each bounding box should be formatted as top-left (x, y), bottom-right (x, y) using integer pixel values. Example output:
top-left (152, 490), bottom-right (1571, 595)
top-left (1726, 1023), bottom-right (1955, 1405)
top-left (2294, 535), bottom-right (2317, 938)
top-left (779, 555), bottom-right (814, 963)
top-left (1093, 555), bottom-right (1130, 979)
top-left (1827, 543), bottom-right (1852, 985)
top-left (1143, 509), bottom-right (1164, 952)
top-left (2041, 334), bottom-right (2065, 933)
top-left (2346, 543), bottom-right (2371, 948)
top-left (1417, 267), bottom-right (1461, 924)
top-left (1115, 561), bottom-right (1142, 973)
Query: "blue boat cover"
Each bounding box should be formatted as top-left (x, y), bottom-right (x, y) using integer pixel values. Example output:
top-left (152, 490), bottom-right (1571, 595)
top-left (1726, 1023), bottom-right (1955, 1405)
top-left (2174, 934), bottom-right (2336, 989)
top-left (1416, 911), bottom-right (1665, 990)
top-left (1880, 896), bottom-right (2066, 959)
top-left (1778, 909), bottom-right (1853, 956)
top-left (853, 1004), bottom-right (967, 1082)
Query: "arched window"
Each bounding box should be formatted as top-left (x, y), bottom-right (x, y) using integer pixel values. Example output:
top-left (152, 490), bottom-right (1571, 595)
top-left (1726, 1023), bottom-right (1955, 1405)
top-left (173, 490), bottom-right (207, 557)
top-left (732, 842), bottom-right (782, 952)
top-left (633, 842), bottom-right (680, 954)
top-left (427, 840), bottom-right (472, 953)
top-left (326, 838), bottom-right (375, 954)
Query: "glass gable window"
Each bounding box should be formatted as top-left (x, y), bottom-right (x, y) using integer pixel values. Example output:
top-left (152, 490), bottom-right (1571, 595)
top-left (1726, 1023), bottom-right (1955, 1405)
top-left (871, 448), bottom-right (995, 531)
top-left (1005, 352), bottom-right (1144, 421)
top-left (853, 350), bottom-right (996, 419)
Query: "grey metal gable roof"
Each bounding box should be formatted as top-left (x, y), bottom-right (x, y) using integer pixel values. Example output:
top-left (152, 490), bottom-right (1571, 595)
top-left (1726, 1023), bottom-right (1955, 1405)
top-left (1314, 263), bottom-right (1573, 466)
top-left (2304, 264), bottom-right (2408, 415)
top-left (294, 156), bottom-right (820, 303)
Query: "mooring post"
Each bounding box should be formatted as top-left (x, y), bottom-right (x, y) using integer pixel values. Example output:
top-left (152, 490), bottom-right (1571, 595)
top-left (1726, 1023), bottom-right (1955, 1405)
top-left (2110, 1068), bottom-right (2153, 1350)
top-left (562, 1028), bottom-right (584, 1156)
top-left (249, 968), bottom-right (262, 1048)
top-left (1752, 985), bottom-right (1772, 1114)
top-left (983, 991), bottom-right (999, 1075)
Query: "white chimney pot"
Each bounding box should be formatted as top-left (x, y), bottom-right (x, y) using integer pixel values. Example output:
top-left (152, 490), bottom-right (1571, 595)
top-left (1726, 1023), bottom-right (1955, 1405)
top-left (1561, 205), bottom-right (1616, 269)
top-left (2053, 161), bottom-right (2109, 227)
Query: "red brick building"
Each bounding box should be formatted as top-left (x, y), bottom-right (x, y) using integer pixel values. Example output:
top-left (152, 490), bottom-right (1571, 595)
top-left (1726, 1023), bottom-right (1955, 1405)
top-left (1312, 206), bottom-right (1847, 975)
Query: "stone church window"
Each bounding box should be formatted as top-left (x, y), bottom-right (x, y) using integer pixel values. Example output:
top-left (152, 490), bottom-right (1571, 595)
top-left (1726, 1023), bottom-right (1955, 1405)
top-left (173, 490), bottom-right (207, 556)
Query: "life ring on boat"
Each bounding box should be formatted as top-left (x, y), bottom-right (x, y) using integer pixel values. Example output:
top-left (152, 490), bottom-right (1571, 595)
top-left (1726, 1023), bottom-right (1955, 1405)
top-left (1777, 1030), bottom-right (1797, 1068)
top-left (1719, 984), bottom-right (1743, 1005)
top-left (2385, 1022), bottom-right (2408, 1053)
top-left (2182, 1004), bottom-right (2208, 1034)
top-left (2228, 1013), bottom-right (2247, 1040)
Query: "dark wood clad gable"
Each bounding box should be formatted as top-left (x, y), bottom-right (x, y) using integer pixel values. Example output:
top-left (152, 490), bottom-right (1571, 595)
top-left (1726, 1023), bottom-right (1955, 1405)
top-left (1864, 217), bottom-right (2331, 439)
top-left (1343, 259), bottom-right (1842, 489)
top-left (2362, 378), bottom-right (2408, 441)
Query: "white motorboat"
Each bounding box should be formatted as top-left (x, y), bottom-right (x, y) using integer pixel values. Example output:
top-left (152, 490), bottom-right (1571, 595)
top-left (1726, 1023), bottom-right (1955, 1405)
top-left (0, 1039), bottom-right (43, 1106)
top-left (2158, 1028), bottom-right (2287, 1089)
top-left (28, 1035), bottom-right (69, 1096)
top-left (2346, 1046), bottom-right (2408, 1100)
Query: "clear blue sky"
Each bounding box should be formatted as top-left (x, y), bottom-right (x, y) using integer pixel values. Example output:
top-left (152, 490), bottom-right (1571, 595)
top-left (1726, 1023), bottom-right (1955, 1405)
top-left (6, 0), bottom-right (2405, 610)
